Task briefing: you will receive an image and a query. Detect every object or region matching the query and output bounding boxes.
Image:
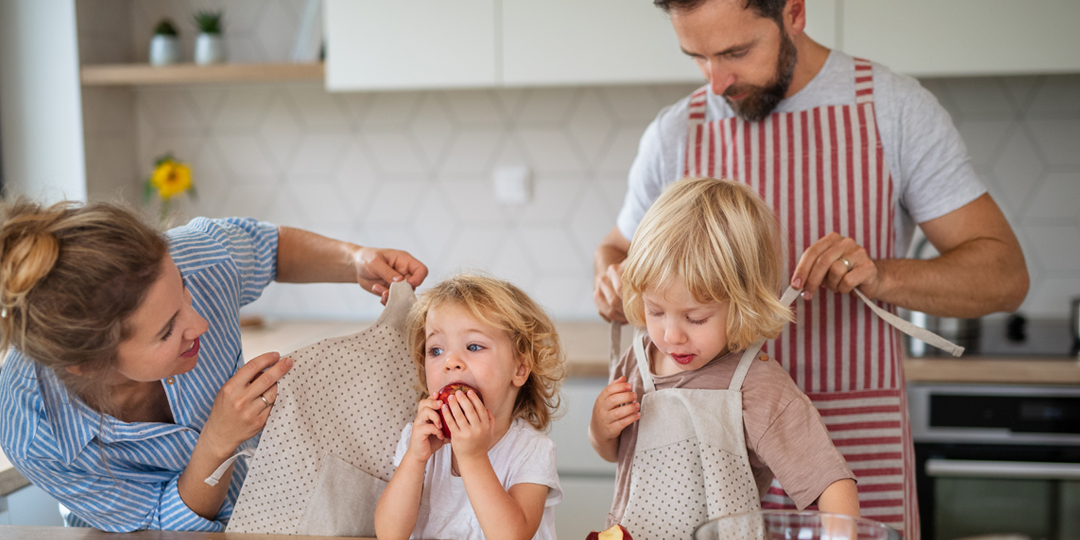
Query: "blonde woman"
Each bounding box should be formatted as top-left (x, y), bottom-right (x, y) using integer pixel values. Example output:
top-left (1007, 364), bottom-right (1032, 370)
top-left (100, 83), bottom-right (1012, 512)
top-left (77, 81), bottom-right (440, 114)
top-left (589, 177), bottom-right (859, 539)
top-left (376, 274), bottom-right (566, 540)
top-left (0, 199), bottom-right (426, 532)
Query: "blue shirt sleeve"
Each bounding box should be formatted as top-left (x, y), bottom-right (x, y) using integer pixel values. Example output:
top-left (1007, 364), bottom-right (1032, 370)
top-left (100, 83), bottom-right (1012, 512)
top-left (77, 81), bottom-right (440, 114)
top-left (8, 448), bottom-right (225, 532)
top-left (168, 217), bottom-right (279, 307)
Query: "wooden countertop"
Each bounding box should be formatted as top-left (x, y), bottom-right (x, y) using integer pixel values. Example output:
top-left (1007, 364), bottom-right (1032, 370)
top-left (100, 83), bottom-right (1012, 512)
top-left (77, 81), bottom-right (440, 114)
top-left (0, 526), bottom-right (372, 539)
top-left (239, 319), bottom-right (1080, 384)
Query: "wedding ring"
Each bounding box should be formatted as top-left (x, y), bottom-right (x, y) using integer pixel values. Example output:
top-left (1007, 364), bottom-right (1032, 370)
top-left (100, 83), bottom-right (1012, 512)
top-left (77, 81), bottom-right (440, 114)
top-left (839, 257), bottom-right (852, 271)
top-left (260, 394), bottom-right (272, 408)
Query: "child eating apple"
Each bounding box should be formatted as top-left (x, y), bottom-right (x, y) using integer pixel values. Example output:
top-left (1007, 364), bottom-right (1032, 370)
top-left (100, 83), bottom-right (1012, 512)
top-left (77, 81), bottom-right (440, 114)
top-left (375, 274), bottom-right (567, 540)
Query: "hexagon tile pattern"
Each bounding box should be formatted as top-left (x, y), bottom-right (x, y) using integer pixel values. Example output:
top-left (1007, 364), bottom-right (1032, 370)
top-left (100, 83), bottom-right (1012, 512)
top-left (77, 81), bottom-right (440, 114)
top-left (127, 82), bottom-right (694, 320)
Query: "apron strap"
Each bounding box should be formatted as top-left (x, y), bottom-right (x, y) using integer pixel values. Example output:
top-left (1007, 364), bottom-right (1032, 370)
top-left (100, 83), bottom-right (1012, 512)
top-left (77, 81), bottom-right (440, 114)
top-left (632, 327), bottom-right (656, 394)
top-left (730, 286), bottom-right (801, 391)
top-left (614, 280), bottom-right (964, 395)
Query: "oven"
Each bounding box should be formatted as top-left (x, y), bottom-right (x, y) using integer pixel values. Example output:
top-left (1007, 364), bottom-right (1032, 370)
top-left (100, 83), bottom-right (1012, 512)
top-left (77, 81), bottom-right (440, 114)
top-left (909, 384), bottom-right (1080, 540)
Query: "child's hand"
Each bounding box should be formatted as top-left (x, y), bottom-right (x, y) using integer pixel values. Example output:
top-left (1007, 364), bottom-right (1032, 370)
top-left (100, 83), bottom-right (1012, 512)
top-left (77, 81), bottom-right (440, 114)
top-left (590, 376), bottom-right (640, 443)
top-left (442, 389), bottom-right (495, 461)
top-left (404, 396), bottom-right (447, 464)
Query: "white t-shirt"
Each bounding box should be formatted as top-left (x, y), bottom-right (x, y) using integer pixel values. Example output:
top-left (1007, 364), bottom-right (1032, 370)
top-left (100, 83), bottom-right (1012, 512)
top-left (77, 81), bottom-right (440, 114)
top-left (616, 49), bottom-right (986, 255)
top-left (392, 418), bottom-right (563, 540)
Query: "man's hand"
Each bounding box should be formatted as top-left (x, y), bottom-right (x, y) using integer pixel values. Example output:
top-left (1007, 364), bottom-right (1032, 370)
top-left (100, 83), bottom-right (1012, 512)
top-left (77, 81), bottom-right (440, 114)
top-left (594, 227), bottom-right (632, 323)
top-left (594, 261), bottom-right (627, 323)
top-left (790, 232), bottom-right (881, 301)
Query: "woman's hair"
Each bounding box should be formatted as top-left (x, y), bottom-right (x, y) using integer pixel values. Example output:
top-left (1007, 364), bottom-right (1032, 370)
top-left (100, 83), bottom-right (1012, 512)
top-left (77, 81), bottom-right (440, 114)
top-left (406, 273), bottom-right (566, 432)
top-left (0, 198), bottom-right (168, 414)
top-left (622, 177), bottom-right (794, 351)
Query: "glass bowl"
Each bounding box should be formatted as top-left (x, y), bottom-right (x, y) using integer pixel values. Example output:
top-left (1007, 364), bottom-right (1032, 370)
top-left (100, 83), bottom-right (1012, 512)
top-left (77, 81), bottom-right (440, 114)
top-left (693, 510), bottom-right (901, 540)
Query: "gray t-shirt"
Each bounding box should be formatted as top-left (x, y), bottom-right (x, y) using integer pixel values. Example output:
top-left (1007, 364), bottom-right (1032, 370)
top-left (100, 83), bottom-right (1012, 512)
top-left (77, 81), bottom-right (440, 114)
top-left (616, 50), bottom-right (986, 255)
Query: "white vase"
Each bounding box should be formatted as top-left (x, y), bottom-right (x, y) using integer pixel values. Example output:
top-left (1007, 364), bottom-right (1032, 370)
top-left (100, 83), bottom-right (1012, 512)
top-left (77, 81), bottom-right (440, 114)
top-left (149, 35), bottom-right (181, 66)
top-left (194, 33), bottom-right (225, 65)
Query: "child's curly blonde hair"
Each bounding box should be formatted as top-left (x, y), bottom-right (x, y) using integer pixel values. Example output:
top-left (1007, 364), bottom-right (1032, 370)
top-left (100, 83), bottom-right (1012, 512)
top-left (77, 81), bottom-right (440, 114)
top-left (406, 273), bottom-right (566, 432)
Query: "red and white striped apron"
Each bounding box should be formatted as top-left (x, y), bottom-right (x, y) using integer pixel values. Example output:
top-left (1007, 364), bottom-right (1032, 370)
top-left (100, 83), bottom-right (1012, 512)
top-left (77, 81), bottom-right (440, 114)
top-left (682, 58), bottom-right (918, 538)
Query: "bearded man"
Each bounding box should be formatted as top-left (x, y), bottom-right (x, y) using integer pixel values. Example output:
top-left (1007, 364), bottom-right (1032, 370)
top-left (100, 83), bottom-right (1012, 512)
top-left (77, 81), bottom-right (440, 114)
top-left (592, 0), bottom-right (1029, 537)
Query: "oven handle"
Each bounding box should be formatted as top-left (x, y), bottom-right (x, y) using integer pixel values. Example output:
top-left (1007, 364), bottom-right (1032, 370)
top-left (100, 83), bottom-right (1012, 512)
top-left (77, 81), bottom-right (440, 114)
top-left (926, 458), bottom-right (1080, 480)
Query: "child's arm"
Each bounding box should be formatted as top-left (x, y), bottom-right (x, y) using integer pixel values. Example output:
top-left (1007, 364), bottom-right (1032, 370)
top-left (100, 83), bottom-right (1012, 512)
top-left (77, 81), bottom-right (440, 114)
top-left (446, 390), bottom-right (549, 540)
top-left (589, 376), bottom-right (640, 462)
top-left (816, 478), bottom-right (860, 517)
top-left (374, 397), bottom-right (446, 540)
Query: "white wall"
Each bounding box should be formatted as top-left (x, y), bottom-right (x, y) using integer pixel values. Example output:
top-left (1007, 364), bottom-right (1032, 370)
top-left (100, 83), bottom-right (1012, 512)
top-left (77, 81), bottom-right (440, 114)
top-left (0, 0), bottom-right (87, 202)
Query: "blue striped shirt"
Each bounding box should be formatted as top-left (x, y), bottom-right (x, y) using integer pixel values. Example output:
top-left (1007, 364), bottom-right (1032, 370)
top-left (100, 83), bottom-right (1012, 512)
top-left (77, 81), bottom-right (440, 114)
top-left (0, 217), bottom-right (278, 532)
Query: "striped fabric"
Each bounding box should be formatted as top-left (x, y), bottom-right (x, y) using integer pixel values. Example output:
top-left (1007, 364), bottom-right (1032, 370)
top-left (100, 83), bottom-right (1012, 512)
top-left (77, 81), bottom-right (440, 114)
top-left (0, 218), bottom-right (278, 532)
top-left (683, 58), bottom-right (918, 537)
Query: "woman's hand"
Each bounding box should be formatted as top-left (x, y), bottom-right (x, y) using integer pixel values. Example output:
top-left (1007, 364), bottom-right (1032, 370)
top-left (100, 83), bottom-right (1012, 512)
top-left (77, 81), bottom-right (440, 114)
top-left (201, 351), bottom-right (292, 457)
top-left (354, 247), bottom-right (429, 305)
top-left (441, 389), bottom-right (495, 461)
top-left (403, 396), bottom-right (447, 464)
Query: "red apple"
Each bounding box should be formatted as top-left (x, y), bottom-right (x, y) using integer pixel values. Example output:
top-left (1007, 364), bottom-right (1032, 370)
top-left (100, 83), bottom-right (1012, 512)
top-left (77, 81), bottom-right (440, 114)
top-left (586, 524), bottom-right (632, 540)
top-left (435, 383), bottom-right (483, 439)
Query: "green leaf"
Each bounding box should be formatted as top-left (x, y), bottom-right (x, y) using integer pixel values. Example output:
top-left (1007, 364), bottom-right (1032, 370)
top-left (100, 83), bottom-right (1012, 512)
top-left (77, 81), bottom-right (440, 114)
top-left (143, 180), bottom-right (155, 205)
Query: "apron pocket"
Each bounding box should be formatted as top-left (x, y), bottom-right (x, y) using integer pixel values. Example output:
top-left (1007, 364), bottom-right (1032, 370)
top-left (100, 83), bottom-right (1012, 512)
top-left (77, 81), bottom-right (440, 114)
top-left (295, 452), bottom-right (387, 537)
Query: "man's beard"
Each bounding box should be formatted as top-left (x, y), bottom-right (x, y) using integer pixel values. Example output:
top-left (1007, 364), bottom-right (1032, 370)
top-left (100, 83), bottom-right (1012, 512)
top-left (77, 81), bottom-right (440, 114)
top-left (723, 31), bottom-right (798, 122)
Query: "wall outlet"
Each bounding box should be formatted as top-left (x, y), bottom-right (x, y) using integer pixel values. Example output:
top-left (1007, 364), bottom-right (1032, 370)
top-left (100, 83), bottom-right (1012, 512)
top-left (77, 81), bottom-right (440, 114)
top-left (492, 166), bottom-right (531, 205)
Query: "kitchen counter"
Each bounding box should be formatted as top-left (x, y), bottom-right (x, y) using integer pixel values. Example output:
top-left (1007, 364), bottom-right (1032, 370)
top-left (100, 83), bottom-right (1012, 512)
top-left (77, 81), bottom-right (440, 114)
top-left (240, 319), bottom-right (1080, 385)
top-left (0, 526), bottom-right (373, 539)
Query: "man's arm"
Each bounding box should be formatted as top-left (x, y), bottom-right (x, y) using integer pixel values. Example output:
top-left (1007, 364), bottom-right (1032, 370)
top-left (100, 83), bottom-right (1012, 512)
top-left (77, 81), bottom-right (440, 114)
top-left (593, 227), bottom-right (632, 323)
top-left (794, 193), bottom-right (1028, 317)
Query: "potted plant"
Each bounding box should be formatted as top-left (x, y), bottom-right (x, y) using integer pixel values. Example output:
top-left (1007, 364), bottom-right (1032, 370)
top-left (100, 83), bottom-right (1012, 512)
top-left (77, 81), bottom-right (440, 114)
top-left (149, 19), bottom-right (181, 66)
top-left (193, 10), bottom-right (225, 65)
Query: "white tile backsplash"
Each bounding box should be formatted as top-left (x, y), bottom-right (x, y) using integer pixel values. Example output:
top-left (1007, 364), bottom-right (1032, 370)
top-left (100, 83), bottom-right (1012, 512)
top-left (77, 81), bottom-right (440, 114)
top-left (77, 1), bottom-right (1080, 320)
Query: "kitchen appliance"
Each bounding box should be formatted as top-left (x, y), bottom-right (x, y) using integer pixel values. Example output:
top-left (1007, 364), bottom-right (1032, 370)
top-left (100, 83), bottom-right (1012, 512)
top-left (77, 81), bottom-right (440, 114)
top-left (909, 383), bottom-right (1080, 540)
top-left (693, 510), bottom-right (900, 540)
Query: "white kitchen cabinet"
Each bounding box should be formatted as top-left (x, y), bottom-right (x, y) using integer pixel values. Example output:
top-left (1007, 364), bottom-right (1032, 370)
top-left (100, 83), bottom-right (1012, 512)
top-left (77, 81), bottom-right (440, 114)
top-left (0, 484), bottom-right (64, 526)
top-left (840, 0), bottom-right (1080, 76)
top-left (325, 0), bottom-right (498, 91)
top-left (501, 0), bottom-right (700, 86)
top-left (549, 378), bottom-right (618, 537)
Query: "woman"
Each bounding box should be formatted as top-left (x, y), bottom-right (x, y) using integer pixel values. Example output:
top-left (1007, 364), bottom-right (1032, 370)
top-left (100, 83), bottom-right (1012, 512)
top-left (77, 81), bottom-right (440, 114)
top-left (0, 199), bottom-right (427, 532)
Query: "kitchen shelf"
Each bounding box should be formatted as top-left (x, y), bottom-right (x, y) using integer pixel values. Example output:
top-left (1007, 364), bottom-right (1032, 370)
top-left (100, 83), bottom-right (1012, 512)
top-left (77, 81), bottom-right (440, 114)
top-left (80, 62), bottom-right (324, 86)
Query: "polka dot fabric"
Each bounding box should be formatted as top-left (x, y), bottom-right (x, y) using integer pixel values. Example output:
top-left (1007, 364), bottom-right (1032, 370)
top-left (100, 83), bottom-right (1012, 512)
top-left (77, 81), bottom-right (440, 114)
top-left (226, 282), bottom-right (419, 534)
top-left (619, 333), bottom-right (762, 540)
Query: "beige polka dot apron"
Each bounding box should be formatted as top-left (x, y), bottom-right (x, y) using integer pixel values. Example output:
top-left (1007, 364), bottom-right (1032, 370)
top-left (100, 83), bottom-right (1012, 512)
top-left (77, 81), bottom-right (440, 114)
top-left (222, 281), bottom-right (420, 536)
top-left (619, 328), bottom-right (767, 540)
top-left (616, 286), bottom-right (958, 540)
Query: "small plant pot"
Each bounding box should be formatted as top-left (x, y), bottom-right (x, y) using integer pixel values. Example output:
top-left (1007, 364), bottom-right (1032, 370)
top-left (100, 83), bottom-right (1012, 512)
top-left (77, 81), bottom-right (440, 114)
top-left (194, 33), bottom-right (225, 65)
top-left (149, 35), bottom-right (181, 66)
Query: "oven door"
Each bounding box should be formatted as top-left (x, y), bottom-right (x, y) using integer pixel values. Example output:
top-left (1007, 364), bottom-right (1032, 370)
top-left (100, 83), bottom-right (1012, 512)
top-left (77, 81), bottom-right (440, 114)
top-left (915, 443), bottom-right (1080, 540)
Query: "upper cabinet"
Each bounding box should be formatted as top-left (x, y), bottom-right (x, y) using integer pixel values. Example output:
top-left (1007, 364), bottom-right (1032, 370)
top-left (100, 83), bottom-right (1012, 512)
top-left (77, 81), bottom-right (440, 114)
top-left (500, 0), bottom-right (699, 86)
top-left (840, 0), bottom-right (1080, 76)
top-left (325, 0), bottom-right (1077, 91)
top-left (325, 0), bottom-right (498, 90)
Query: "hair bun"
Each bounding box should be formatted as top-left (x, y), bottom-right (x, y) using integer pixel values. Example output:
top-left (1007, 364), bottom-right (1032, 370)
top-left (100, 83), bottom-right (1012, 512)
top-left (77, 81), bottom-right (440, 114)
top-left (0, 210), bottom-right (62, 306)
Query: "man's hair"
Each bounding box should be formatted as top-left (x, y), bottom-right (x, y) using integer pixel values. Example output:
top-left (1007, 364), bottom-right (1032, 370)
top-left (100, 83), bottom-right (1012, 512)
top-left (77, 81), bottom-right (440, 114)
top-left (655, 0), bottom-right (787, 24)
top-left (405, 273), bottom-right (566, 432)
top-left (622, 177), bottom-right (794, 352)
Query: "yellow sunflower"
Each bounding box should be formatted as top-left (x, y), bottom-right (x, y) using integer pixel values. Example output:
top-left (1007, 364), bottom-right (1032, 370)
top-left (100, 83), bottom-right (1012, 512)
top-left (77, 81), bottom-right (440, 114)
top-left (150, 158), bottom-right (193, 200)
top-left (144, 153), bottom-right (197, 224)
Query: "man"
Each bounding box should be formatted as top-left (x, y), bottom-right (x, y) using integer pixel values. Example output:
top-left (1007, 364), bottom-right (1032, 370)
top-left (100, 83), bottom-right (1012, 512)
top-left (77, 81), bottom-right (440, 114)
top-left (593, 0), bottom-right (1029, 537)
